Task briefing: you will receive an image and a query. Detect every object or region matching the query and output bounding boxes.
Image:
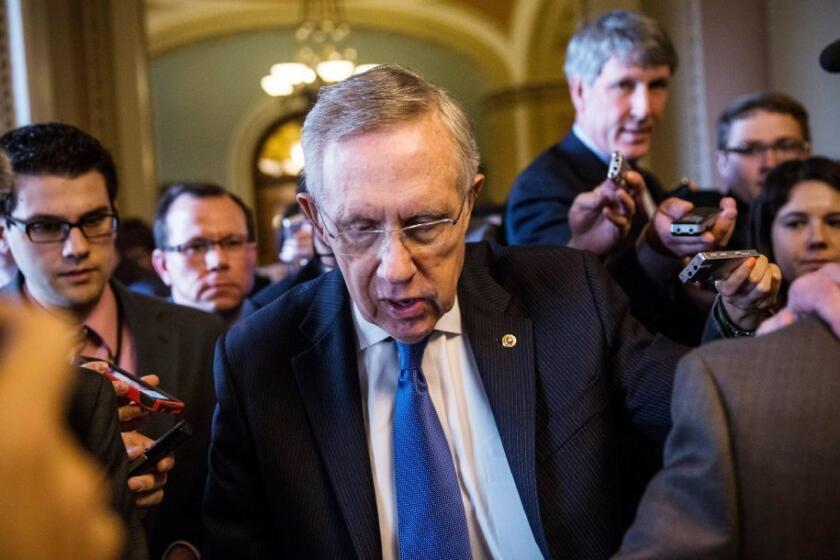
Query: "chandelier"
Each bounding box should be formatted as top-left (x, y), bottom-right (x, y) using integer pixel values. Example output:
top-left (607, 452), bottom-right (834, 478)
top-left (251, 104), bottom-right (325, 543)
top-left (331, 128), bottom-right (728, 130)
top-left (260, 0), bottom-right (376, 97)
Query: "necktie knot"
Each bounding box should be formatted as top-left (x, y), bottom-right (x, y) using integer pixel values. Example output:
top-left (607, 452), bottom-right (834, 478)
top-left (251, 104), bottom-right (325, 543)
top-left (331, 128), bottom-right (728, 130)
top-left (396, 337), bottom-right (429, 372)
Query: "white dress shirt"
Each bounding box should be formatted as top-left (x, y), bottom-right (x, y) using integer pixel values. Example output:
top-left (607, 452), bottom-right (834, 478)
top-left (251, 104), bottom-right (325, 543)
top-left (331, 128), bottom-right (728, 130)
top-left (352, 297), bottom-right (543, 560)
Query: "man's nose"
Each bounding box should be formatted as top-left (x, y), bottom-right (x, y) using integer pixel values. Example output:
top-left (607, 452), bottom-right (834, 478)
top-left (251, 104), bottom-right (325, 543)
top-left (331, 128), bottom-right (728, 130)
top-left (762, 147), bottom-right (781, 168)
top-left (204, 244), bottom-right (230, 271)
top-left (61, 226), bottom-right (91, 260)
top-left (376, 232), bottom-right (416, 284)
top-left (630, 86), bottom-right (651, 119)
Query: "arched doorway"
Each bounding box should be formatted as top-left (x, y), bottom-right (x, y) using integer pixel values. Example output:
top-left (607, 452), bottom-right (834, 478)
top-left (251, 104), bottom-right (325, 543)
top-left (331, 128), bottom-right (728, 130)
top-left (251, 110), bottom-right (308, 265)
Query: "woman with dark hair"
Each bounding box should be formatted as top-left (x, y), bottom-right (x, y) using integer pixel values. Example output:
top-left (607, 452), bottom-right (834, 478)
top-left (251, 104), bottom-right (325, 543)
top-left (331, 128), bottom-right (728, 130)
top-left (750, 156), bottom-right (840, 297)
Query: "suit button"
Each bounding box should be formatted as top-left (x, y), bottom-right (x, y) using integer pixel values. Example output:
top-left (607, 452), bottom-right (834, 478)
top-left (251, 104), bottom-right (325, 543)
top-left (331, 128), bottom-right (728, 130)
top-left (501, 334), bottom-right (517, 348)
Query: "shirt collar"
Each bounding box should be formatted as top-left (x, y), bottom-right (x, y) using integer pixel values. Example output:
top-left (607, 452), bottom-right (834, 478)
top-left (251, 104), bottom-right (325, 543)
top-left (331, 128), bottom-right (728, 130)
top-left (572, 123), bottom-right (611, 165)
top-left (83, 283), bottom-right (120, 355)
top-left (351, 295), bottom-right (463, 350)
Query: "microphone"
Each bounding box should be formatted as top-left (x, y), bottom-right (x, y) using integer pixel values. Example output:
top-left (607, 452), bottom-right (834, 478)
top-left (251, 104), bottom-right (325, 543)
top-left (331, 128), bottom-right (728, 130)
top-left (819, 38), bottom-right (840, 73)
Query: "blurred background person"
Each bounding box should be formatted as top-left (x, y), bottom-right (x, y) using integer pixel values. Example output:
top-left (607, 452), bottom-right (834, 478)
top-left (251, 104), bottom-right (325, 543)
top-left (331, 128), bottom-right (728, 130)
top-left (152, 183), bottom-right (258, 325)
top-left (0, 303), bottom-right (124, 560)
top-left (714, 92), bottom-right (811, 249)
top-left (114, 218), bottom-right (169, 298)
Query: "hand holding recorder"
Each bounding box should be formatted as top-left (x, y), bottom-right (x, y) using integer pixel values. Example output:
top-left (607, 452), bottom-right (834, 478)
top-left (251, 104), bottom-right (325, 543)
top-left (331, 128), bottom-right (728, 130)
top-left (646, 196), bottom-right (738, 258)
top-left (567, 151), bottom-right (643, 256)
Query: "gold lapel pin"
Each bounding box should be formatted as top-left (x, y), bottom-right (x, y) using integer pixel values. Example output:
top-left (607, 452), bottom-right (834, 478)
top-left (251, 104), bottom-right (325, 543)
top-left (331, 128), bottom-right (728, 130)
top-left (501, 334), bottom-right (517, 348)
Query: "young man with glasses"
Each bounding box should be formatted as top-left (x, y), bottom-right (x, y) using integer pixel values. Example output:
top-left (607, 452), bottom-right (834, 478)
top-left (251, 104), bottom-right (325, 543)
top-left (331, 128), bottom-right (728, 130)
top-left (0, 123), bottom-right (225, 560)
top-left (716, 92), bottom-right (811, 249)
top-left (151, 183), bottom-right (258, 325)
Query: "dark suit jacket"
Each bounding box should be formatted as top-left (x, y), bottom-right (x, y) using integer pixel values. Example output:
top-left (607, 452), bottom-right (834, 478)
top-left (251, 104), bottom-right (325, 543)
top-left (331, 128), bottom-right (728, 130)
top-left (616, 318), bottom-right (840, 559)
top-left (204, 242), bottom-right (688, 559)
top-left (249, 257), bottom-right (326, 311)
top-left (114, 283), bottom-right (226, 557)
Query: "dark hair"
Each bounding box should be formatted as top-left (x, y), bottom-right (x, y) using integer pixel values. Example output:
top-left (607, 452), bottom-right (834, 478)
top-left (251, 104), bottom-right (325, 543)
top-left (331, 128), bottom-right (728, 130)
top-left (117, 218), bottom-right (155, 253)
top-left (717, 92), bottom-right (811, 149)
top-left (0, 122), bottom-right (118, 215)
top-left (153, 182), bottom-right (256, 248)
top-left (749, 157), bottom-right (840, 260)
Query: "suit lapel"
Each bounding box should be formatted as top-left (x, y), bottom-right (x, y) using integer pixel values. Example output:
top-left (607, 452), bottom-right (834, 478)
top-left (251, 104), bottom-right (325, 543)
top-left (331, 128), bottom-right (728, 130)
top-left (560, 131), bottom-right (609, 191)
top-left (458, 244), bottom-right (550, 557)
top-left (293, 271), bottom-right (381, 558)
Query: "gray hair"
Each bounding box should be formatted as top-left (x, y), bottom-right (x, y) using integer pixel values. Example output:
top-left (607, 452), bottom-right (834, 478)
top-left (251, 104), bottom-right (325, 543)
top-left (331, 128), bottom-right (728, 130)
top-left (301, 64), bottom-right (479, 203)
top-left (564, 10), bottom-right (677, 85)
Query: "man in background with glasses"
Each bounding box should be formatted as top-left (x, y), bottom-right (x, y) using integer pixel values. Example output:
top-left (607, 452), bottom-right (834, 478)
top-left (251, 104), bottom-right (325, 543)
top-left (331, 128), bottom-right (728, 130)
top-left (0, 123), bottom-right (225, 560)
top-left (151, 183), bottom-right (258, 325)
top-left (204, 64), bottom-right (698, 559)
top-left (716, 92), bottom-right (812, 249)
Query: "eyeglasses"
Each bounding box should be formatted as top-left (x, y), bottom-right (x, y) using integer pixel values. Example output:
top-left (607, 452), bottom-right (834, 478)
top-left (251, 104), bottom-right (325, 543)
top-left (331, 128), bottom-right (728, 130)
top-left (5, 213), bottom-right (118, 244)
top-left (318, 195), bottom-right (469, 256)
top-left (722, 139), bottom-right (809, 158)
top-left (162, 236), bottom-right (252, 258)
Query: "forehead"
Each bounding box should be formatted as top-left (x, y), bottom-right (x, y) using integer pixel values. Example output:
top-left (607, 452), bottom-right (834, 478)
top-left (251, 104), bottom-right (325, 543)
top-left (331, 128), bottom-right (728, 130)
top-left (13, 171), bottom-right (110, 216)
top-left (320, 114), bottom-right (461, 217)
top-left (782, 180), bottom-right (840, 210)
top-left (595, 57), bottom-right (672, 82)
top-left (728, 110), bottom-right (804, 142)
top-left (165, 195), bottom-right (248, 238)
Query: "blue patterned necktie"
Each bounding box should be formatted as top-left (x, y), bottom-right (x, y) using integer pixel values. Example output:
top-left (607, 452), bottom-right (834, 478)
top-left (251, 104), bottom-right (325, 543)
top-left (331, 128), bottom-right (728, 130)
top-left (393, 338), bottom-right (472, 559)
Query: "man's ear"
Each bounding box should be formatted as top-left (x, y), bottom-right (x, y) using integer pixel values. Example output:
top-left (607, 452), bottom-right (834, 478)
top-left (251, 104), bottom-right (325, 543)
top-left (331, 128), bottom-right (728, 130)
top-left (715, 150), bottom-right (728, 179)
top-left (151, 248), bottom-right (172, 287)
top-left (469, 174), bottom-right (484, 202)
top-left (297, 193), bottom-right (324, 237)
top-left (568, 76), bottom-right (586, 113)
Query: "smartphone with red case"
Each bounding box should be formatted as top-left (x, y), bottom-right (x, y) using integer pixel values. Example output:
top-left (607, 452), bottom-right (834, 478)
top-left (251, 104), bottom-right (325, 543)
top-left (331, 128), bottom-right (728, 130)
top-left (78, 357), bottom-right (184, 415)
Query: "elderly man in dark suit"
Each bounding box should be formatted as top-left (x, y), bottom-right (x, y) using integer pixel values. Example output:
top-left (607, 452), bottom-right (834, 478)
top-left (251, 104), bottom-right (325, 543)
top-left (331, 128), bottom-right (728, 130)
top-left (204, 65), bottom-right (780, 559)
top-left (0, 123), bottom-right (225, 559)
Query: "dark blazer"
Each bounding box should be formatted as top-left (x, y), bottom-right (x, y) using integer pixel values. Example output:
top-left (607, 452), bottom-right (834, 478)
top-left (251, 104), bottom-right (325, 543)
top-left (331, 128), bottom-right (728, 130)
top-left (504, 131), bottom-right (667, 247)
top-left (204, 242), bottom-right (688, 559)
top-left (616, 318), bottom-right (840, 560)
top-left (249, 257), bottom-right (326, 311)
top-left (114, 282), bottom-right (226, 557)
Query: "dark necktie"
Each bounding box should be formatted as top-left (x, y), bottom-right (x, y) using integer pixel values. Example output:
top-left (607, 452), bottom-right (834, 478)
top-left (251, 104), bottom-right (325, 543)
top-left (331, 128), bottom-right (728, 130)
top-left (393, 338), bottom-right (472, 559)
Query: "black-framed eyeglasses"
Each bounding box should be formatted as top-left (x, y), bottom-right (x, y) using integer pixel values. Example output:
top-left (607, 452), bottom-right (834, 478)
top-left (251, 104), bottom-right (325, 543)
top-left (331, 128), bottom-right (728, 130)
top-left (162, 236), bottom-right (252, 258)
top-left (318, 194), bottom-right (469, 256)
top-left (722, 139), bottom-right (809, 158)
top-left (4, 213), bottom-right (119, 244)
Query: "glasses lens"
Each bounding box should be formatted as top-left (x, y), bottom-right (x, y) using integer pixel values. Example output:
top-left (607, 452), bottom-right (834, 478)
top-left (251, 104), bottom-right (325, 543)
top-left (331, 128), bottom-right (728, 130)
top-left (80, 215), bottom-right (117, 238)
top-left (28, 221), bottom-right (68, 243)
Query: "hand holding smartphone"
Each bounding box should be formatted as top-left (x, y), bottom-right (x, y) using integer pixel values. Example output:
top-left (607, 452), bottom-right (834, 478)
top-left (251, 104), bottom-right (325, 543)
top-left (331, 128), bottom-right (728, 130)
top-left (128, 420), bottom-right (192, 476)
top-left (79, 358), bottom-right (184, 415)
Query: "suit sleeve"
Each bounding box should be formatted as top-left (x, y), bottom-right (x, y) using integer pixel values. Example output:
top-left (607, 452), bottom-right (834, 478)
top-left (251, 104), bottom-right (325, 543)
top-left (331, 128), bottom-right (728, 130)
top-left (614, 351), bottom-right (739, 560)
top-left (504, 164), bottom-right (577, 246)
top-left (203, 333), bottom-right (277, 558)
top-left (68, 368), bottom-right (148, 560)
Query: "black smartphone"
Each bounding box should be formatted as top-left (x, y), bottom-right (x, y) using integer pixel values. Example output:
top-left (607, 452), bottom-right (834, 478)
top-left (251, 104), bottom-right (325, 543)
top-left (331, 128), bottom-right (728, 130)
top-left (78, 358), bottom-right (184, 415)
top-left (128, 419), bottom-right (192, 476)
top-left (670, 207), bottom-right (721, 236)
top-left (679, 250), bottom-right (760, 285)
